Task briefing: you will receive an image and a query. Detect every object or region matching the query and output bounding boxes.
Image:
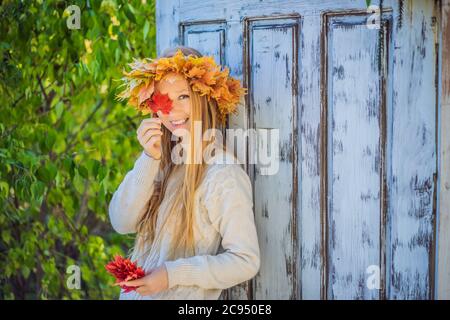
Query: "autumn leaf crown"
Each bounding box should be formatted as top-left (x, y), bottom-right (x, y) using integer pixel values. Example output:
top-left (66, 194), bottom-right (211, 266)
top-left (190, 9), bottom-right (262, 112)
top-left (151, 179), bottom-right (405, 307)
top-left (116, 48), bottom-right (248, 124)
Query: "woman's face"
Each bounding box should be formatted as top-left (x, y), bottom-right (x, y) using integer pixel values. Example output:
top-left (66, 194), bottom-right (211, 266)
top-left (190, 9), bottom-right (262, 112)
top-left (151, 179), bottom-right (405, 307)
top-left (154, 72), bottom-right (191, 136)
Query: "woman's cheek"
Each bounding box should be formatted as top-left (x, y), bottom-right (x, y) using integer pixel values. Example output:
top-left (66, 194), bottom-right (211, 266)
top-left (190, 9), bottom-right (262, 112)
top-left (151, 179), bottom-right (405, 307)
top-left (182, 100), bottom-right (191, 114)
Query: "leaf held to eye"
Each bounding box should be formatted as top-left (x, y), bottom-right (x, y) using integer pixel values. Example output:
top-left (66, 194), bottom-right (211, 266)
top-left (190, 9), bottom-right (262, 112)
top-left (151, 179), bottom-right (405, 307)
top-left (143, 91), bottom-right (173, 115)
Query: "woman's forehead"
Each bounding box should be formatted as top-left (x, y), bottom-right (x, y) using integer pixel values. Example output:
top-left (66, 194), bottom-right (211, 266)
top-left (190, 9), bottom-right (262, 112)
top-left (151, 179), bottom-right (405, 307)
top-left (156, 72), bottom-right (189, 92)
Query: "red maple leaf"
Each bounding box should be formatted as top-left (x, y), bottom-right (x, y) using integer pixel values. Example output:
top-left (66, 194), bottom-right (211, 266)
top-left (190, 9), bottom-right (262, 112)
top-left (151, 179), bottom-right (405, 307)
top-left (105, 255), bottom-right (145, 293)
top-left (144, 91), bottom-right (173, 115)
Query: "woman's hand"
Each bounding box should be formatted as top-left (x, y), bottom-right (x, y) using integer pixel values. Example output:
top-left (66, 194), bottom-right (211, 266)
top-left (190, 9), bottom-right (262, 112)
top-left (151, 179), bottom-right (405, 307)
top-left (137, 117), bottom-right (163, 160)
top-left (117, 264), bottom-right (169, 296)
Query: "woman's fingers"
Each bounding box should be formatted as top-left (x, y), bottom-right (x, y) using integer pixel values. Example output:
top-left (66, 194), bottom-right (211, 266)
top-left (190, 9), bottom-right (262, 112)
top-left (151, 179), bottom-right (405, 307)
top-left (140, 117), bottom-right (161, 125)
top-left (137, 121), bottom-right (162, 137)
top-left (144, 135), bottom-right (162, 151)
top-left (136, 287), bottom-right (153, 296)
top-left (137, 117), bottom-right (162, 136)
top-left (119, 278), bottom-right (146, 287)
top-left (139, 128), bottom-right (162, 145)
top-left (137, 117), bottom-right (163, 160)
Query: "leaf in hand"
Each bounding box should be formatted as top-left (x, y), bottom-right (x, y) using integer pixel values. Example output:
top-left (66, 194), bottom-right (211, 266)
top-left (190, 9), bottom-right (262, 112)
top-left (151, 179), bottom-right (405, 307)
top-left (105, 255), bottom-right (145, 293)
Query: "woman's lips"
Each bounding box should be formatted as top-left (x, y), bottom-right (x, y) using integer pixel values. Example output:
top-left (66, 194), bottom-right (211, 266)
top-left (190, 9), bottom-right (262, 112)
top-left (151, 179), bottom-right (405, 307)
top-left (170, 118), bottom-right (189, 128)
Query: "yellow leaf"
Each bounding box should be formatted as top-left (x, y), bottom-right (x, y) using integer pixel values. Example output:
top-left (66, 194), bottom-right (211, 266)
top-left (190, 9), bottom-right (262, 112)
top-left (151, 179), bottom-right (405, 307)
top-left (110, 16), bottom-right (120, 26)
top-left (84, 39), bottom-right (93, 54)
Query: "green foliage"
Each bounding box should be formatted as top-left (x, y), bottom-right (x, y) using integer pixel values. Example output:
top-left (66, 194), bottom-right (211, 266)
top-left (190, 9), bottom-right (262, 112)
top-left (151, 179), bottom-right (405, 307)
top-left (0, 0), bottom-right (156, 299)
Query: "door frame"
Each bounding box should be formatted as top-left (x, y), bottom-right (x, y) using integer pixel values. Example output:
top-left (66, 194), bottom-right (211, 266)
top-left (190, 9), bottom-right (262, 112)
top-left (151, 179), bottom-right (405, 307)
top-left (438, 0), bottom-right (450, 300)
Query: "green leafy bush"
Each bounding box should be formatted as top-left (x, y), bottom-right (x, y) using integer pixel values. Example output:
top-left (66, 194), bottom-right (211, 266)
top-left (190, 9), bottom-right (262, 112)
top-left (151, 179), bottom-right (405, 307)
top-left (0, 0), bottom-right (156, 299)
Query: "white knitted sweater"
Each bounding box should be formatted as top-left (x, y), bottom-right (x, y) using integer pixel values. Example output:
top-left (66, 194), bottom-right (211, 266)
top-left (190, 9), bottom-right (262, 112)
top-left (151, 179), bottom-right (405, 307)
top-left (108, 148), bottom-right (260, 300)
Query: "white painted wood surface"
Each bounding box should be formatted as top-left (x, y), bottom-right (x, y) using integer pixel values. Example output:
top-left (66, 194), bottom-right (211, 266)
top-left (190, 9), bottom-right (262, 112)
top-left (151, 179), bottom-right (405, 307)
top-left (249, 18), bottom-right (299, 299)
top-left (325, 13), bottom-right (385, 300)
top-left (438, 0), bottom-right (450, 301)
top-left (388, 1), bottom-right (438, 299)
top-left (156, 0), bottom-right (445, 300)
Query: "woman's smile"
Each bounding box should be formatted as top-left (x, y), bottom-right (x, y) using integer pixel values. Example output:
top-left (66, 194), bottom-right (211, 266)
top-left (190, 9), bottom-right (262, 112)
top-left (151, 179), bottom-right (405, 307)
top-left (170, 117), bottom-right (189, 127)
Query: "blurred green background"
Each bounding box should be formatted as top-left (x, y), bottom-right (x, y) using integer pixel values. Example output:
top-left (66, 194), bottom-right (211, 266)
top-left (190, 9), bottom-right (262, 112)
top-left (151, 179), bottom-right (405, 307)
top-left (0, 0), bottom-right (156, 299)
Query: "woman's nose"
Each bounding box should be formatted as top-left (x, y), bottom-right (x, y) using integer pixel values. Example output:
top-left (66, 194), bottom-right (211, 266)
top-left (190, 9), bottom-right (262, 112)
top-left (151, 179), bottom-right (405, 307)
top-left (168, 101), bottom-right (183, 115)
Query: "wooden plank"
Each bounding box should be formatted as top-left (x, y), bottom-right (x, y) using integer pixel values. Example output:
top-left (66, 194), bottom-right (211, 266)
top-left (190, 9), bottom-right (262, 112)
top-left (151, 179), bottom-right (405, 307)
top-left (323, 13), bottom-right (387, 300)
top-left (438, 0), bottom-right (450, 300)
top-left (299, 14), bottom-right (322, 300)
top-left (179, 0), bottom-right (391, 22)
top-left (245, 16), bottom-right (300, 299)
top-left (156, 0), bottom-right (181, 55)
top-left (226, 19), bottom-right (253, 300)
top-left (388, 0), bottom-right (439, 299)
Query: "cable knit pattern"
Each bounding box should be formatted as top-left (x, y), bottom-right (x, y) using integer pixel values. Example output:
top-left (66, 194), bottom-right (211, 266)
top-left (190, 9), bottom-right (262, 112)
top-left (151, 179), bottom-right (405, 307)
top-left (109, 151), bottom-right (161, 235)
top-left (108, 149), bottom-right (260, 300)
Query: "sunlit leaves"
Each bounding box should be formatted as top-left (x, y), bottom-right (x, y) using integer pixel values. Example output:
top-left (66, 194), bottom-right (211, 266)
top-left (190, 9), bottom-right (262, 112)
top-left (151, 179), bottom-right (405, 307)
top-left (143, 20), bottom-right (150, 41)
top-left (123, 4), bottom-right (137, 24)
top-left (0, 0), bottom-right (156, 299)
top-left (36, 162), bottom-right (57, 184)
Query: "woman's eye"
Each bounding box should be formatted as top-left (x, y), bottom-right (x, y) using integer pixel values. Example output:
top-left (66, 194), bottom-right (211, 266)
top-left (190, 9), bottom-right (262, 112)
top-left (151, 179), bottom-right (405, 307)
top-left (179, 94), bottom-right (189, 100)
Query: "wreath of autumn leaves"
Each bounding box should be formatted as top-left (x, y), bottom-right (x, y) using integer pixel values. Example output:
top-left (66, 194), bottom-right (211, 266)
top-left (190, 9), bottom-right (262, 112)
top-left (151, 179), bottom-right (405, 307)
top-left (115, 48), bottom-right (248, 124)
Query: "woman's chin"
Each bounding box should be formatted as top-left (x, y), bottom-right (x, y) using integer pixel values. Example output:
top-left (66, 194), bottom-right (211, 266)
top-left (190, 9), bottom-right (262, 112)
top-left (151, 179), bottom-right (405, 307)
top-left (170, 122), bottom-right (190, 136)
top-left (170, 125), bottom-right (190, 137)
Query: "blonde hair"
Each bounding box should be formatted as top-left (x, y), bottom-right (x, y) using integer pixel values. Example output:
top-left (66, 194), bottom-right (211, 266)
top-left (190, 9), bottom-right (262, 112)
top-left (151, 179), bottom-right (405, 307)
top-left (133, 46), bottom-right (228, 262)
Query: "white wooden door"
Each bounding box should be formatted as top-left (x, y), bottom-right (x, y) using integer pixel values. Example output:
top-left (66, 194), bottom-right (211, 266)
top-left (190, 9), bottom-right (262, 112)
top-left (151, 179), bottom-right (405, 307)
top-left (156, 0), bottom-right (441, 299)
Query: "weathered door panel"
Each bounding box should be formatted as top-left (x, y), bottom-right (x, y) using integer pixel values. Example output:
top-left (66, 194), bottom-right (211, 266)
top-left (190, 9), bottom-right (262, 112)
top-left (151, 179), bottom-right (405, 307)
top-left (156, 0), bottom-right (440, 299)
top-left (388, 1), bottom-right (438, 299)
top-left (248, 17), bottom-right (300, 299)
top-left (322, 13), bottom-right (389, 300)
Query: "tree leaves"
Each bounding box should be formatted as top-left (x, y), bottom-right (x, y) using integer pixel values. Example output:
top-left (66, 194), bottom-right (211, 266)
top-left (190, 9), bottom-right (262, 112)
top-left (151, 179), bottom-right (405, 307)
top-left (63, 157), bottom-right (76, 180)
top-left (143, 20), bottom-right (150, 41)
top-left (0, 0), bottom-right (157, 299)
top-left (36, 162), bottom-right (57, 184)
top-left (31, 180), bottom-right (46, 203)
top-left (87, 159), bottom-right (101, 178)
top-left (123, 4), bottom-right (137, 24)
top-left (77, 164), bottom-right (89, 179)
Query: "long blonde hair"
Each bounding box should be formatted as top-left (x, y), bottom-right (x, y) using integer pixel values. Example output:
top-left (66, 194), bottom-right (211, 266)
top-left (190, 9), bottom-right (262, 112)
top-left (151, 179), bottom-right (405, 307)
top-left (133, 46), bottom-right (228, 262)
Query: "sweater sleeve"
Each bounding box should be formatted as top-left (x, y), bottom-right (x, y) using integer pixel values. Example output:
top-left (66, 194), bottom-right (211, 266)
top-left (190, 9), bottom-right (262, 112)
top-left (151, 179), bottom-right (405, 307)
top-left (163, 164), bottom-right (261, 290)
top-left (108, 151), bottom-right (161, 235)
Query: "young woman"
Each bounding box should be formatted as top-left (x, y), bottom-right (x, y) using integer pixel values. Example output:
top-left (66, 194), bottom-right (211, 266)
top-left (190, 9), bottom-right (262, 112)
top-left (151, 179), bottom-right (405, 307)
top-left (108, 46), bottom-right (260, 300)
